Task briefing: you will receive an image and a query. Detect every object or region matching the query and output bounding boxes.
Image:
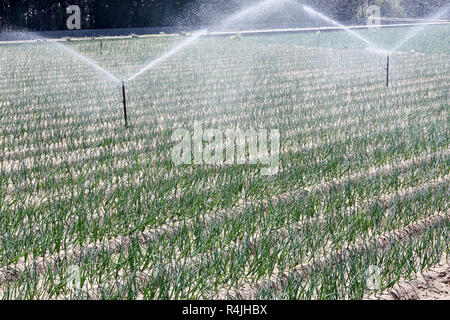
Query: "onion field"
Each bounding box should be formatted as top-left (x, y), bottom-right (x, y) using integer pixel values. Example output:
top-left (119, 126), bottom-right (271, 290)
top-left (0, 25), bottom-right (449, 299)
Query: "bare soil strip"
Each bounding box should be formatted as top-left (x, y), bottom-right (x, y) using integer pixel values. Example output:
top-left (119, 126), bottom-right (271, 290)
top-left (367, 257), bottom-right (450, 300)
top-left (211, 211), bottom-right (449, 299)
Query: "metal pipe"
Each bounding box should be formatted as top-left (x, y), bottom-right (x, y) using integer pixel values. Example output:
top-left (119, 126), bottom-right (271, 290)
top-left (386, 53), bottom-right (390, 87)
top-left (122, 81), bottom-right (128, 127)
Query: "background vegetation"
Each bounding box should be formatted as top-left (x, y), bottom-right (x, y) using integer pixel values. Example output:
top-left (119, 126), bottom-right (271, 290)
top-left (0, 0), bottom-right (448, 31)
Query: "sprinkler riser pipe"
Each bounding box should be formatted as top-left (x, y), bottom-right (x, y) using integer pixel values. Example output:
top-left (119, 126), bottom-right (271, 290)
top-left (122, 82), bottom-right (128, 127)
top-left (386, 54), bottom-right (390, 87)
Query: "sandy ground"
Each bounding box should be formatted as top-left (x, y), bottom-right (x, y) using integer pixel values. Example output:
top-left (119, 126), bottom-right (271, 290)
top-left (370, 261), bottom-right (450, 300)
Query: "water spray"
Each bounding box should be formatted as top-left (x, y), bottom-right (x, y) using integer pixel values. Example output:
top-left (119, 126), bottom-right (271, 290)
top-left (49, 39), bottom-right (121, 84)
top-left (127, 30), bottom-right (207, 82)
top-left (122, 81), bottom-right (128, 127)
top-left (303, 5), bottom-right (377, 49)
top-left (389, 5), bottom-right (450, 53)
top-left (386, 54), bottom-right (390, 87)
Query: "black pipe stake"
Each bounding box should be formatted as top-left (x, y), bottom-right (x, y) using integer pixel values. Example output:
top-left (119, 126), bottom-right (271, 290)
top-left (386, 53), bottom-right (390, 87)
top-left (100, 40), bottom-right (103, 54)
top-left (122, 81), bottom-right (128, 127)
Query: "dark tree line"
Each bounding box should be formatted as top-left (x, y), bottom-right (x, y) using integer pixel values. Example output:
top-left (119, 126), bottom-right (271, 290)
top-left (0, 1), bottom-right (175, 30)
top-left (0, 0), bottom-right (447, 31)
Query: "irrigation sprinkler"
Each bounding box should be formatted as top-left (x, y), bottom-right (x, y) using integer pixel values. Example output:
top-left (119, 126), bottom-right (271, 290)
top-left (386, 53), bottom-right (390, 87)
top-left (100, 40), bottom-right (103, 54)
top-left (122, 81), bottom-right (128, 127)
top-left (317, 30), bottom-right (321, 47)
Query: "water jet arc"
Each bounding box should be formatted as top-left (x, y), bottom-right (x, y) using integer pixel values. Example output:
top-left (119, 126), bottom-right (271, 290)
top-left (48, 38), bottom-right (121, 85)
top-left (302, 5), bottom-right (377, 50)
top-left (126, 0), bottom-right (301, 82)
